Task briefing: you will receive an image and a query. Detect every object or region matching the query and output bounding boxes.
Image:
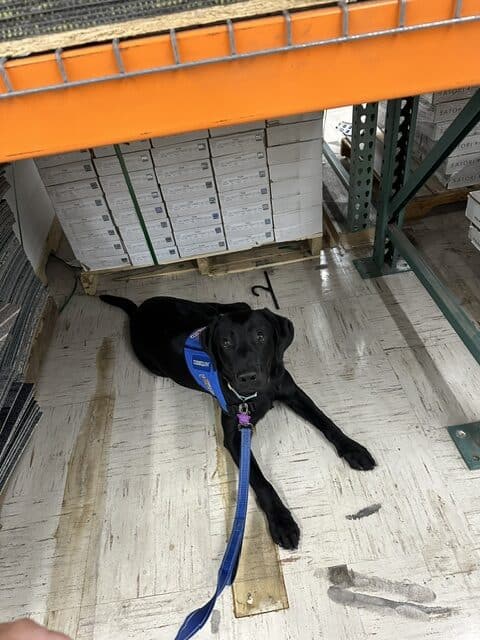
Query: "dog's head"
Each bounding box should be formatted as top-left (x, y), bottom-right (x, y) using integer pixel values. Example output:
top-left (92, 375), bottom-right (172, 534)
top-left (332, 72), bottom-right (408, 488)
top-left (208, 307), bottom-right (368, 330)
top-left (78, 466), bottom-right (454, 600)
top-left (203, 308), bottom-right (294, 395)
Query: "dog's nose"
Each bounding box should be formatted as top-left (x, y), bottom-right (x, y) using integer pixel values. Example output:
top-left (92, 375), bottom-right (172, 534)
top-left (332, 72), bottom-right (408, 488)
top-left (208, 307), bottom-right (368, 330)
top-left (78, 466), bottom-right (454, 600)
top-left (238, 370), bottom-right (257, 384)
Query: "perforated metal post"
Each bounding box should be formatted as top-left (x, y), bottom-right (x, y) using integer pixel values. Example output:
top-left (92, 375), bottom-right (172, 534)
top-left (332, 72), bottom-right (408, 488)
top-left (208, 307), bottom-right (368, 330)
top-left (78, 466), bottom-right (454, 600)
top-left (346, 102), bottom-right (379, 231)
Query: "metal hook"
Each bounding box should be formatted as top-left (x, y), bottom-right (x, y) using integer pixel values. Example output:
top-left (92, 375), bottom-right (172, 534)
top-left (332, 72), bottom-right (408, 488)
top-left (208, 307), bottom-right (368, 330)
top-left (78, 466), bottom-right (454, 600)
top-left (454, 0), bottom-right (463, 18)
top-left (112, 38), bottom-right (126, 74)
top-left (398, 0), bottom-right (407, 28)
top-left (0, 58), bottom-right (13, 93)
top-left (283, 10), bottom-right (293, 47)
top-left (338, 0), bottom-right (349, 37)
top-left (251, 271), bottom-right (280, 310)
top-left (55, 48), bottom-right (68, 83)
top-left (226, 19), bottom-right (237, 56)
top-left (170, 29), bottom-right (181, 65)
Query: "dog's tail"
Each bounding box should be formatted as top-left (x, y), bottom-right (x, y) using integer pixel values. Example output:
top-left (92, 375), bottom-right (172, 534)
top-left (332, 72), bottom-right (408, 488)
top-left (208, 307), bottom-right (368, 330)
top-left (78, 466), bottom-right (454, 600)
top-left (99, 294), bottom-right (137, 318)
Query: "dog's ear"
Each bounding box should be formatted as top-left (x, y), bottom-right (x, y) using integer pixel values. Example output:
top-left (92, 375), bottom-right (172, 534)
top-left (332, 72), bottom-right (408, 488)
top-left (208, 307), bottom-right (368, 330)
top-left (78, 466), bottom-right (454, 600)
top-left (201, 318), bottom-right (219, 367)
top-left (261, 308), bottom-right (294, 371)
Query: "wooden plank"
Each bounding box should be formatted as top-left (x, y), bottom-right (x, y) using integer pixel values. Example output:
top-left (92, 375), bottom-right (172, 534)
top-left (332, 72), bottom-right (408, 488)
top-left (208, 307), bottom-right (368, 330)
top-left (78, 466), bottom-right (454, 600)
top-left (213, 408), bottom-right (288, 618)
top-left (196, 257), bottom-right (211, 276)
top-left (0, 0), bottom-right (327, 58)
top-left (80, 272), bottom-right (99, 296)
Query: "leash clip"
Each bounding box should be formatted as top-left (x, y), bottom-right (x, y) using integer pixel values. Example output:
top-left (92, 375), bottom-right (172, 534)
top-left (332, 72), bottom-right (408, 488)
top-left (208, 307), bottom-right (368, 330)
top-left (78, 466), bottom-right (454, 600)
top-left (237, 402), bottom-right (253, 431)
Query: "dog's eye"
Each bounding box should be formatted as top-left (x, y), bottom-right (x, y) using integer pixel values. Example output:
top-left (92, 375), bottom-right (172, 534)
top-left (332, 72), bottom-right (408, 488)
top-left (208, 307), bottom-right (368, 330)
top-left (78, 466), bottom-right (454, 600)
top-left (222, 337), bottom-right (232, 349)
top-left (256, 331), bottom-right (265, 343)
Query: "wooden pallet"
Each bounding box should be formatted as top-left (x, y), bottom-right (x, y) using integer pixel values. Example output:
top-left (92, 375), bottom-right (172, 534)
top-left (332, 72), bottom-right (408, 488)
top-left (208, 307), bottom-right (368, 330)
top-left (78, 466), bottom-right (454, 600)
top-left (81, 235), bottom-right (323, 295)
top-left (340, 135), bottom-right (479, 220)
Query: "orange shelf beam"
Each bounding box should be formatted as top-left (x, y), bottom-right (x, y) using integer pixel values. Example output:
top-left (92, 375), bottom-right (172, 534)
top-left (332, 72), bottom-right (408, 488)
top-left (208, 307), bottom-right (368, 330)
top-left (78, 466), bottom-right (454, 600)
top-left (0, 0), bottom-right (479, 162)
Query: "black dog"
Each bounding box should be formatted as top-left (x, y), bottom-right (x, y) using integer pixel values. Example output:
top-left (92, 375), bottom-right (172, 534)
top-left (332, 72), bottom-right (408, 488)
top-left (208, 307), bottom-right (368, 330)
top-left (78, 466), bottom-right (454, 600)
top-left (100, 295), bottom-right (375, 550)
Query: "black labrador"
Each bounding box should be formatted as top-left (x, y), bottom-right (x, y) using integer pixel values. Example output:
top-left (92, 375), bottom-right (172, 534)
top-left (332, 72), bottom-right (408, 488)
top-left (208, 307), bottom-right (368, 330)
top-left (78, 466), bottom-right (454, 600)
top-left (100, 295), bottom-right (375, 550)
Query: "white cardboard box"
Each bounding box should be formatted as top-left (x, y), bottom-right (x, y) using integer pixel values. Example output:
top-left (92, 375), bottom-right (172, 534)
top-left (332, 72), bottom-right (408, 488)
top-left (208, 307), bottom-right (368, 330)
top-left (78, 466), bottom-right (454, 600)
top-left (212, 150), bottom-right (267, 175)
top-left (216, 166), bottom-right (268, 193)
top-left (162, 176), bottom-right (216, 202)
top-left (47, 178), bottom-right (102, 204)
top-left (273, 206), bottom-right (323, 230)
top-left (266, 120), bottom-right (323, 147)
top-left (93, 150), bottom-right (153, 176)
top-left (436, 153), bottom-right (480, 179)
top-left (155, 159), bottom-right (213, 184)
top-left (218, 180), bottom-right (270, 209)
top-left (175, 225), bottom-right (224, 247)
top-left (111, 210), bottom-right (164, 228)
top-left (415, 131), bottom-right (480, 159)
top-left (209, 121), bottom-right (266, 138)
top-left (178, 239), bottom-right (227, 258)
top-left (128, 253), bottom-right (155, 267)
top-left (129, 246), bottom-right (179, 266)
top-left (224, 217), bottom-right (273, 238)
top-left (123, 236), bottom-right (176, 254)
top-left (271, 176), bottom-right (322, 200)
top-left (75, 241), bottom-right (126, 260)
top-left (418, 98), bottom-right (470, 123)
top-left (227, 231), bottom-right (274, 250)
top-left (209, 130), bottom-right (265, 158)
top-left (80, 254), bottom-right (131, 270)
top-left (93, 140), bottom-right (152, 157)
top-left (166, 194), bottom-right (220, 218)
top-left (267, 139), bottom-right (323, 165)
top-left (35, 150), bottom-right (91, 169)
top-left (422, 88), bottom-right (476, 105)
top-left (465, 190), bottom-right (480, 227)
top-left (468, 222), bottom-right (480, 252)
top-left (272, 191), bottom-right (323, 215)
top-left (269, 158), bottom-right (320, 181)
top-left (58, 211), bottom-right (113, 231)
top-left (110, 202), bottom-right (167, 221)
top-left (104, 189), bottom-right (163, 211)
top-left (417, 118), bottom-right (480, 141)
top-left (436, 164), bottom-right (480, 189)
top-left (100, 169), bottom-right (157, 194)
top-left (274, 222), bottom-right (322, 242)
top-left (39, 160), bottom-right (96, 186)
top-left (120, 219), bottom-right (172, 242)
top-left (151, 140), bottom-right (209, 166)
top-left (266, 111), bottom-right (323, 127)
top-left (55, 196), bottom-right (110, 220)
top-left (221, 200), bottom-right (272, 222)
top-left (170, 211), bottom-right (222, 231)
top-left (151, 130), bottom-right (209, 147)
top-left (66, 225), bottom-right (120, 245)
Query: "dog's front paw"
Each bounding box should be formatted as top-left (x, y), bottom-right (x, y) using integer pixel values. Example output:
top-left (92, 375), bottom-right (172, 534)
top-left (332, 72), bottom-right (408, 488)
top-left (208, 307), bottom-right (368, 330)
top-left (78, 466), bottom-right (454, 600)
top-left (267, 507), bottom-right (300, 550)
top-left (340, 440), bottom-right (376, 471)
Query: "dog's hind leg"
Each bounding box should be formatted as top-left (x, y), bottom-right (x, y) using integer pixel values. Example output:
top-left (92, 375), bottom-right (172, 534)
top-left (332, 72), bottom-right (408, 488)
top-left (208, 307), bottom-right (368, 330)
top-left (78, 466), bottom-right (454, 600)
top-left (221, 413), bottom-right (300, 550)
top-left (278, 371), bottom-right (376, 471)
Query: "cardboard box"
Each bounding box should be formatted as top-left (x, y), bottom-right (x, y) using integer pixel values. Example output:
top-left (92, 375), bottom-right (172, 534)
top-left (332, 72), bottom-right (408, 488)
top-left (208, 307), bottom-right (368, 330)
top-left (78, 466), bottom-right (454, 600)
top-left (54, 196), bottom-right (110, 220)
top-left (175, 225), bottom-right (224, 247)
top-left (170, 211), bottom-right (222, 231)
top-left (212, 150), bottom-right (267, 175)
top-left (209, 130), bottom-right (265, 158)
top-left (80, 254), bottom-right (131, 271)
top-left (468, 222), bottom-right (480, 252)
top-left (267, 139), bottom-right (323, 166)
top-left (93, 140), bottom-right (151, 157)
top-left (178, 239), bottom-right (227, 258)
top-left (155, 159), bottom-right (213, 184)
top-left (110, 202), bottom-right (167, 222)
top-left (39, 160), bottom-right (96, 186)
top-left (271, 176), bottom-right (322, 200)
top-left (417, 98), bottom-right (469, 123)
top-left (224, 217), bottom-right (273, 238)
top-left (47, 178), bottom-right (102, 204)
top-left (58, 211), bottom-right (113, 231)
top-left (151, 140), bottom-right (209, 166)
top-left (436, 153), bottom-right (480, 179)
top-left (93, 150), bottom-right (153, 176)
top-left (227, 231), bottom-right (274, 250)
top-left (75, 241), bottom-right (126, 260)
top-left (266, 111), bottom-right (323, 126)
top-left (166, 194), bottom-right (221, 218)
top-left (465, 190), bottom-right (480, 227)
top-left (273, 206), bottom-right (323, 230)
top-left (437, 166), bottom-right (480, 189)
top-left (221, 200), bottom-right (272, 222)
top-left (63, 220), bottom-right (119, 241)
top-left (35, 150), bottom-right (91, 169)
top-left (128, 253), bottom-right (155, 267)
top-left (100, 169), bottom-right (157, 194)
top-left (129, 247), bottom-right (179, 266)
top-left (151, 130), bottom-right (209, 147)
top-left (218, 180), bottom-right (270, 209)
top-left (120, 220), bottom-right (172, 243)
top-left (417, 118), bottom-right (480, 141)
top-left (274, 222), bottom-right (322, 242)
top-left (104, 189), bottom-right (163, 212)
top-left (266, 120), bottom-right (323, 147)
top-left (269, 158), bottom-right (320, 181)
top-left (216, 167), bottom-right (268, 193)
top-left (421, 88), bottom-right (476, 105)
top-left (122, 236), bottom-right (176, 254)
top-left (209, 121), bottom-right (266, 137)
top-left (162, 176), bottom-right (216, 202)
top-left (272, 191), bottom-right (323, 215)
top-left (415, 131), bottom-right (480, 160)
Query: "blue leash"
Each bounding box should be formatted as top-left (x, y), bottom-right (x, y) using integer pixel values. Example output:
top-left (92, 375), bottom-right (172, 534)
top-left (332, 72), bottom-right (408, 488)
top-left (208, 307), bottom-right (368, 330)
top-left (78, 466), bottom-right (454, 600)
top-left (175, 423), bottom-right (252, 639)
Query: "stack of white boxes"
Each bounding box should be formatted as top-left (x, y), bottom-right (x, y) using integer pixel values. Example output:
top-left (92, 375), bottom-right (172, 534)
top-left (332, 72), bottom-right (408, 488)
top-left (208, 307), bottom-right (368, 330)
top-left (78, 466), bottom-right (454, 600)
top-left (413, 87), bottom-right (480, 189)
top-left (37, 151), bottom-right (131, 270)
top-left (266, 112), bottom-right (323, 241)
top-left (151, 131), bottom-right (226, 258)
top-left (466, 189), bottom-right (480, 252)
top-left (209, 122), bottom-right (274, 250)
top-left (93, 140), bottom-right (178, 266)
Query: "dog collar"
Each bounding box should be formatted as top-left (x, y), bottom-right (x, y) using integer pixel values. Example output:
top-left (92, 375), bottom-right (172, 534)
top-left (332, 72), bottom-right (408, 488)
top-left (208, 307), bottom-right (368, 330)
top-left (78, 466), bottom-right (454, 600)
top-left (184, 327), bottom-right (228, 412)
